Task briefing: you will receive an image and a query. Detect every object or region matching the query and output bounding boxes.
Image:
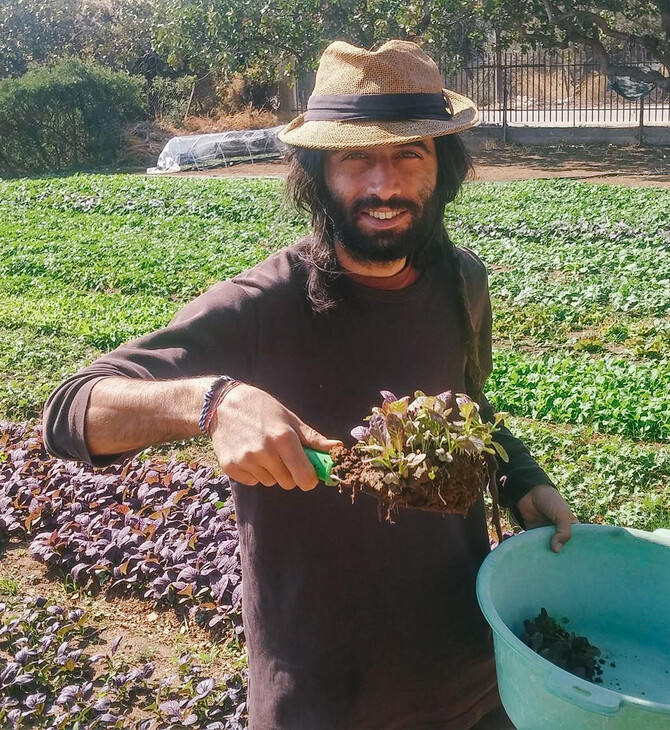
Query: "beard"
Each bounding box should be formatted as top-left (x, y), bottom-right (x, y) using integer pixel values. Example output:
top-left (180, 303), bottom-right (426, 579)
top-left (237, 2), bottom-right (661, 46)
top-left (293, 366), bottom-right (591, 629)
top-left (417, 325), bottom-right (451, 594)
top-left (323, 183), bottom-right (442, 263)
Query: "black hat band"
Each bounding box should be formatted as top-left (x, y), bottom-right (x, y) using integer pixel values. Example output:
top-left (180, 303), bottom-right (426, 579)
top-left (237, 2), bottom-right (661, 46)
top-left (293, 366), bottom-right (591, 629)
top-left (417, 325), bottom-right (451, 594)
top-left (304, 92), bottom-right (454, 122)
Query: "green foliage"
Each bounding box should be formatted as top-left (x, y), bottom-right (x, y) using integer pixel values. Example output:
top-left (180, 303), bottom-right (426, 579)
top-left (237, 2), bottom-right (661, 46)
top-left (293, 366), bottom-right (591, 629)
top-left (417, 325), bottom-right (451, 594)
top-left (351, 391), bottom-right (507, 486)
top-left (0, 174), bottom-right (290, 418)
top-left (0, 0), bottom-right (159, 80)
top-left (447, 179), bottom-right (670, 354)
top-left (0, 173), bottom-right (668, 530)
top-left (485, 1), bottom-right (669, 92)
top-left (147, 75), bottom-right (197, 126)
top-left (509, 418), bottom-right (670, 531)
top-left (488, 350), bottom-right (670, 441)
top-left (0, 575), bottom-right (19, 595)
top-left (0, 58), bottom-right (146, 176)
top-left (153, 0), bottom-right (488, 80)
top-left (0, 0), bottom-right (80, 78)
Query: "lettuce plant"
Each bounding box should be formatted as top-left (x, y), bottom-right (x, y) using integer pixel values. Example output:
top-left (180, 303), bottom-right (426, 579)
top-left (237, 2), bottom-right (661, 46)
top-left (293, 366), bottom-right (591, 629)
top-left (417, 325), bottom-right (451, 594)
top-left (351, 390), bottom-right (509, 487)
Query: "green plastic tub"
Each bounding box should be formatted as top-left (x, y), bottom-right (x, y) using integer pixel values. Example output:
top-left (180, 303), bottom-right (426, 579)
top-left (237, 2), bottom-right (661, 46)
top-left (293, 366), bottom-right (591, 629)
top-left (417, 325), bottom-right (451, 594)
top-left (476, 524), bottom-right (670, 729)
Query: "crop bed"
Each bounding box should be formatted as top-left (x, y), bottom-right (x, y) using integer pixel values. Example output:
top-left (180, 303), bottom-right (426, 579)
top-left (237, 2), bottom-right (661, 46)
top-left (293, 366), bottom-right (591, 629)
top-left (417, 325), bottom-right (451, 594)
top-left (0, 595), bottom-right (246, 728)
top-left (0, 173), bottom-right (669, 726)
top-left (0, 422), bottom-right (246, 728)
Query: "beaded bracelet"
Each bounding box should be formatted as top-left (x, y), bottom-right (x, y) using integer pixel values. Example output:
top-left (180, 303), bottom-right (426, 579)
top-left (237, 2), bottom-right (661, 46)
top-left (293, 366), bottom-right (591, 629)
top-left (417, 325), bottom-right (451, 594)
top-left (198, 375), bottom-right (241, 435)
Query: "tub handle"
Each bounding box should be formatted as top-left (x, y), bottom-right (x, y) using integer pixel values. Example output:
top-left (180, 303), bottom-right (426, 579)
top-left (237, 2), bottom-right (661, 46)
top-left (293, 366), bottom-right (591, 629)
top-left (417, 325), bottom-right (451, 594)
top-left (545, 670), bottom-right (622, 716)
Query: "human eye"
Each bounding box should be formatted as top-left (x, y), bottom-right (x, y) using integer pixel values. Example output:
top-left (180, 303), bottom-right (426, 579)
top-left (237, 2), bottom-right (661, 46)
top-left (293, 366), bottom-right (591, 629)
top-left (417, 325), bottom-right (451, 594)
top-left (342, 151), bottom-right (367, 160)
top-left (398, 149), bottom-right (422, 159)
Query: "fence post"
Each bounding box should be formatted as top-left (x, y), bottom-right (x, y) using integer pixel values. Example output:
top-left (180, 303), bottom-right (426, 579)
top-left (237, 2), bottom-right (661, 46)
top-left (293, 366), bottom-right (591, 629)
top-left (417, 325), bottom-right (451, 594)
top-left (184, 82), bottom-right (196, 123)
top-left (502, 67), bottom-right (508, 145)
top-left (638, 95), bottom-right (645, 145)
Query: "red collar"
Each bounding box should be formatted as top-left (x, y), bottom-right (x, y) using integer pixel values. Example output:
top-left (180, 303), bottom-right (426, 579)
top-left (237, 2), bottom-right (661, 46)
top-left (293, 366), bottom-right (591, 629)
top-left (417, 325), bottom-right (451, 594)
top-left (346, 263), bottom-right (421, 290)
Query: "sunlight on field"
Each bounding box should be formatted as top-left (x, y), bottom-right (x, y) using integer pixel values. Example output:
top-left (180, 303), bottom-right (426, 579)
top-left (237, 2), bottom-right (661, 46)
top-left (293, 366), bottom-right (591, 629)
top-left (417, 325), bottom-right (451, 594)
top-left (0, 173), bottom-right (668, 530)
top-left (0, 173), bottom-right (669, 726)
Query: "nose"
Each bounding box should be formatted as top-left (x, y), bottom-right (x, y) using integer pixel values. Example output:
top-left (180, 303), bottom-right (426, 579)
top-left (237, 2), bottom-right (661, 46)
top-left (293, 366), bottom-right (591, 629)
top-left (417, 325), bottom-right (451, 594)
top-left (363, 157), bottom-right (402, 201)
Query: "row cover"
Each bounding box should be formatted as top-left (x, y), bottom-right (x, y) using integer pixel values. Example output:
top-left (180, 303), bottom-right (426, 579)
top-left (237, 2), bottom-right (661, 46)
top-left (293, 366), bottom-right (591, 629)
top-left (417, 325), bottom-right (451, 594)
top-left (148, 126), bottom-right (286, 173)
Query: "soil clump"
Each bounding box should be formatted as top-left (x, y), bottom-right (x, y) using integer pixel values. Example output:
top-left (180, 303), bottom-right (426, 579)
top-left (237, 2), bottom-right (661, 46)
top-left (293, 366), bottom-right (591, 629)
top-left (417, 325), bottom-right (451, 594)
top-left (330, 444), bottom-right (489, 521)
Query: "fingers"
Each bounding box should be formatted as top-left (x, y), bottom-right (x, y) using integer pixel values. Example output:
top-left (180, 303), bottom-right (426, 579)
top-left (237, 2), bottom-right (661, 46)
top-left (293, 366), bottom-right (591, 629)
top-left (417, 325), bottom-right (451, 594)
top-left (250, 464), bottom-right (280, 488)
top-left (551, 505), bottom-right (580, 554)
top-left (258, 443), bottom-right (300, 490)
top-left (290, 415), bottom-right (343, 453)
top-left (224, 465), bottom-right (260, 487)
top-left (551, 518), bottom-right (572, 554)
top-left (224, 462), bottom-right (293, 489)
top-left (219, 430), bottom-right (328, 492)
top-left (212, 389), bottom-right (341, 492)
top-left (516, 485), bottom-right (579, 554)
top-left (275, 430), bottom-right (320, 491)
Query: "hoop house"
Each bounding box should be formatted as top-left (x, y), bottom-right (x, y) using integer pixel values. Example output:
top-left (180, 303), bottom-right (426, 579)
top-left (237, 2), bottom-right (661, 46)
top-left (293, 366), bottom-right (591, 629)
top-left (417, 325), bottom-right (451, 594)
top-left (148, 125), bottom-right (286, 173)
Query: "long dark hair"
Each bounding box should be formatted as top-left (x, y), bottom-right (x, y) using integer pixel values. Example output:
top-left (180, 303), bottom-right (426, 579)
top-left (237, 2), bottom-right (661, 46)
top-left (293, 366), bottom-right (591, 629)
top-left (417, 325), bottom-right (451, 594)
top-left (284, 134), bottom-right (484, 399)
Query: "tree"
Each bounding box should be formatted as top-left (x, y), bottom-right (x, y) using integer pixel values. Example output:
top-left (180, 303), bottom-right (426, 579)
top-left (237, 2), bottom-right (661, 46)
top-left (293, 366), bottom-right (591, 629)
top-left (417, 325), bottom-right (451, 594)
top-left (153, 0), bottom-right (490, 82)
top-left (488, 1), bottom-right (670, 92)
top-left (0, 0), bottom-right (163, 80)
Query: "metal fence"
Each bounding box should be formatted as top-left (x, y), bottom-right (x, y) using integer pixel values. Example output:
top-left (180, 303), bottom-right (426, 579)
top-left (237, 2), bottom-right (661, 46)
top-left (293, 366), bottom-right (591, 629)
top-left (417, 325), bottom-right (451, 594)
top-left (295, 46), bottom-right (670, 129)
top-left (443, 46), bottom-right (669, 128)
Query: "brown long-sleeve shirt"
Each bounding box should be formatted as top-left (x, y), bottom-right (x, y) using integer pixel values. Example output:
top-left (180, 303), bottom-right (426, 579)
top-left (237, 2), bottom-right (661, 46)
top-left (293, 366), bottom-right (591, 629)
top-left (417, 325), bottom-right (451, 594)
top-left (44, 241), bottom-right (551, 729)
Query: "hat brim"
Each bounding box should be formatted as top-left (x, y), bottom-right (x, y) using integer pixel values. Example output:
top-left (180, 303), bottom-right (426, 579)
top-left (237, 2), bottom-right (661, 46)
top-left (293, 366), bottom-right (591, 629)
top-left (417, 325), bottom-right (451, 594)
top-left (278, 89), bottom-right (479, 149)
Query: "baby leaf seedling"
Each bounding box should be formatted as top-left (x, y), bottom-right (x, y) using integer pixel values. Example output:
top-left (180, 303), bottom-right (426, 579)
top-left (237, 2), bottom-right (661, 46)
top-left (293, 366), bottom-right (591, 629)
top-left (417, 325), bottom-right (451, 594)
top-left (331, 390), bottom-right (508, 537)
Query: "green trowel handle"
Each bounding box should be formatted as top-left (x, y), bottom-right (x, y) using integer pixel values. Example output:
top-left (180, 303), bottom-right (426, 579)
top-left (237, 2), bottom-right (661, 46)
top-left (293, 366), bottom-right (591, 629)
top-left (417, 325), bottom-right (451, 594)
top-left (303, 447), bottom-right (336, 486)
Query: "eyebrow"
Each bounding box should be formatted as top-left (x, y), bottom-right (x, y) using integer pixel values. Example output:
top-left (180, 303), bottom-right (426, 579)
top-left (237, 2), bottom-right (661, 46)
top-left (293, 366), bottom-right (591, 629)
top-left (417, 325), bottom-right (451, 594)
top-left (400, 141), bottom-right (431, 154)
top-left (335, 141), bottom-right (432, 159)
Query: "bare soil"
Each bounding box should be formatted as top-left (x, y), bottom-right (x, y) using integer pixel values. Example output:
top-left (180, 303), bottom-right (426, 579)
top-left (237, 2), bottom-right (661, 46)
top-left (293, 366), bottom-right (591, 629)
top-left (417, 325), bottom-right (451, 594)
top-left (0, 542), bottom-right (246, 683)
top-left (158, 141), bottom-right (670, 188)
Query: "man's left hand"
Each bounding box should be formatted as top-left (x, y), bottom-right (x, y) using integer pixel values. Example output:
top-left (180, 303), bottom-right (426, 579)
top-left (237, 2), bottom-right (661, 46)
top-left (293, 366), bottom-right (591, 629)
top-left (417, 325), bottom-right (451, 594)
top-left (516, 484), bottom-right (579, 554)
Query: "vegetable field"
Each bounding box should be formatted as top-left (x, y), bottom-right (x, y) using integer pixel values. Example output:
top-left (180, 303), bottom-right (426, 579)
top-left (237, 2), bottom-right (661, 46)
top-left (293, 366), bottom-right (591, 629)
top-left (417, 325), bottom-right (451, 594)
top-left (0, 173), bottom-right (669, 727)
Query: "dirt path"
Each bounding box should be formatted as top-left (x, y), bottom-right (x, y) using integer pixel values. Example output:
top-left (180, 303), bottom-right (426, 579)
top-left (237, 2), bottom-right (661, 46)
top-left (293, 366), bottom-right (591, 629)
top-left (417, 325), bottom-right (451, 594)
top-left (162, 143), bottom-right (670, 189)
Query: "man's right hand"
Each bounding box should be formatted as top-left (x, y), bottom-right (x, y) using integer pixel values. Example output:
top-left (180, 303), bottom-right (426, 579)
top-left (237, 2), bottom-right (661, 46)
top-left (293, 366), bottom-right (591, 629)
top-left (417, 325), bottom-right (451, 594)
top-left (210, 383), bottom-right (342, 491)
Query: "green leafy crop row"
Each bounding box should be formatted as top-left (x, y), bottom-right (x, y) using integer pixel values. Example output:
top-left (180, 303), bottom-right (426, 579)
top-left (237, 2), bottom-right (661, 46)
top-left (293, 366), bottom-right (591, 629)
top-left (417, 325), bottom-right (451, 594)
top-left (449, 180), bottom-right (670, 351)
top-left (508, 418), bottom-right (670, 531)
top-left (488, 350), bottom-right (670, 442)
top-left (0, 174), bottom-right (668, 530)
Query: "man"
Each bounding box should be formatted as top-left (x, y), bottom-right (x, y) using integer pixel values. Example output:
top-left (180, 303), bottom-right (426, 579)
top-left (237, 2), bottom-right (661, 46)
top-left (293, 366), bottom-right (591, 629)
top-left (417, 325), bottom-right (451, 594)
top-left (44, 40), bottom-right (575, 729)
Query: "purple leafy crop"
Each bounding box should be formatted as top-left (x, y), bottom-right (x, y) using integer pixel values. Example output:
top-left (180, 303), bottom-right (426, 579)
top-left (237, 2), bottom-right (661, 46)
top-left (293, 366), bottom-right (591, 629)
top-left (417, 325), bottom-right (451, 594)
top-left (0, 422), bottom-right (242, 632)
top-left (0, 596), bottom-right (247, 729)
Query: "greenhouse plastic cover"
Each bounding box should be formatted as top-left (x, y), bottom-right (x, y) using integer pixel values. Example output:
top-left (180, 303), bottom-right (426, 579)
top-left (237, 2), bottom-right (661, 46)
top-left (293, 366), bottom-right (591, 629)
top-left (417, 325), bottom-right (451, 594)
top-left (147, 125), bottom-right (287, 173)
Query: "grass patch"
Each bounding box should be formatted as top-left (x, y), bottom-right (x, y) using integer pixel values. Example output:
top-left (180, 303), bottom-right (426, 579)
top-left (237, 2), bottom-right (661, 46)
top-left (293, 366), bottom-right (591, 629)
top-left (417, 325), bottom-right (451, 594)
top-left (0, 575), bottom-right (20, 595)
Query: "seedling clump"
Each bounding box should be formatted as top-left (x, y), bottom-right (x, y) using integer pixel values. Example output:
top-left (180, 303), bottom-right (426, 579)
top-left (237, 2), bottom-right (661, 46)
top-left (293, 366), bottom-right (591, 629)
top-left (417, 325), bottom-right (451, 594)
top-left (522, 608), bottom-right (604, 682)
top-left (331, 390), bottom-right (508, 529)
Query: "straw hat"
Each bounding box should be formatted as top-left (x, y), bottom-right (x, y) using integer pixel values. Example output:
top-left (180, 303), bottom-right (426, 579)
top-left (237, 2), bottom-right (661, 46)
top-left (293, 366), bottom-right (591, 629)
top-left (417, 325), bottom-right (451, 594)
top-left (278, 40), bottom-right (479, 149)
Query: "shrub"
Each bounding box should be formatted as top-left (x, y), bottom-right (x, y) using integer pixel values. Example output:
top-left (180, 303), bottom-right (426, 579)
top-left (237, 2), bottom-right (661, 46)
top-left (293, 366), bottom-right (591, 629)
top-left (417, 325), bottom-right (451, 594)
top-left (0, 57), bottom-right (145, 175)
top-left (147, 74), bottom-right (196, 126)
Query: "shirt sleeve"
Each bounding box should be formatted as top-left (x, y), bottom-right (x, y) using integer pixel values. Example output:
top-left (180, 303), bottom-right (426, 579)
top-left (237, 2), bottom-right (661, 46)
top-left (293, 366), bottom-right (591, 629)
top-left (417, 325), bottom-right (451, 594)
top-left (42, 279), bottom-right (257, 468)
top-left (460, 247), bottom-right (556, 526)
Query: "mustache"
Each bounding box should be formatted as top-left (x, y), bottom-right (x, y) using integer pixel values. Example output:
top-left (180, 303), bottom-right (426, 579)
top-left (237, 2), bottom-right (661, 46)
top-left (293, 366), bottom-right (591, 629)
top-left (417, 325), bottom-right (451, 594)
top-left (350, 196), bottom-right (422, 216)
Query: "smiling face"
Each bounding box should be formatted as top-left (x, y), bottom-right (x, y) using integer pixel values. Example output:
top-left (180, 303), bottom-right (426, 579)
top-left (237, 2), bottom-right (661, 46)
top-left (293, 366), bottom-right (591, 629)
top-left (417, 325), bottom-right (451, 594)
top-left (322, 140), bottom-right (440, 263)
